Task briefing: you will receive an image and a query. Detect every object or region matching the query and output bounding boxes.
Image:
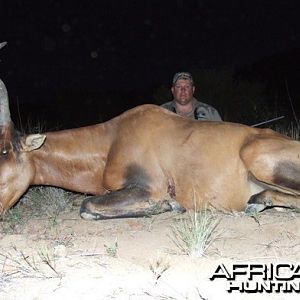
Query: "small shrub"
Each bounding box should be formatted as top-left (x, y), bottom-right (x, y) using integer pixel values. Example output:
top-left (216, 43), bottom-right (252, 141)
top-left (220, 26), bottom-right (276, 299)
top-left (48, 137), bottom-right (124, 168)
top-left (21, 186), bottom-right (74, 218)
top-left (0, 206), bottom-right (26, 233)
top-left (0, 187), bottom-right (74, 233)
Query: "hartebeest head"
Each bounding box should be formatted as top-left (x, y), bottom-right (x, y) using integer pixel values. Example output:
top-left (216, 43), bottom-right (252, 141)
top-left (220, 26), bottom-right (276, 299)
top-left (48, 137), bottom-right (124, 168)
top-left (0, 79), bottom-right (46, 214)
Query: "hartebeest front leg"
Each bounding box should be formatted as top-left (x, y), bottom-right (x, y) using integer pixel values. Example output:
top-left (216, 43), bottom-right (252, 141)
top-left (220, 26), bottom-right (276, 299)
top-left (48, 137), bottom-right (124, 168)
top-left (245, 189), bottom-right (300, 214)
top-left (80, 185), bottom-right (182, 220)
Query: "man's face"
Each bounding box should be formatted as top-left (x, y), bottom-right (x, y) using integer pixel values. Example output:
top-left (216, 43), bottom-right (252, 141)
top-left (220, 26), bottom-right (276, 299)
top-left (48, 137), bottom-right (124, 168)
top-left (171, 79), bottom-right (195, 105)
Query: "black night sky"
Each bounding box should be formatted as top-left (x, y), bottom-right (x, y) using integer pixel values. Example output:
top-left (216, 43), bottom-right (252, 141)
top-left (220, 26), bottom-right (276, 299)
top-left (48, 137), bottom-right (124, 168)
top-left (1, 0), bottom-right (300, 129)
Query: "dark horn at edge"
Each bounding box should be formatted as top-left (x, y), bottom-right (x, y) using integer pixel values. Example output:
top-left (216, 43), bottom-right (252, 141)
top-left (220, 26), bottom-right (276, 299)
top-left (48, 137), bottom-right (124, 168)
top-left (0, 79), bottom-right (12, 126)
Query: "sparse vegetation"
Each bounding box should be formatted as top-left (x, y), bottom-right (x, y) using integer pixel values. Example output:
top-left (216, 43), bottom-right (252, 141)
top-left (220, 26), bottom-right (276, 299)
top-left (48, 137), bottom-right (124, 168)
top-left (171, 209), bottom-right (220, 257)
top-left (104, 238), bottom-right (118, 257)
top-left (149, 255), bottom-right (170, 284)
top-left (0, 246), bottom-right (61, 281)
top-left (0, 186), bottom-right (75, 233)
top-left (22, 186), bottom-right (74, 217)
top-left (274, 121), bottom-right (300, 140)
top-left (37, 247), bottom-right (60, 277)
top-left (0, 206), bottom-right (25, 233)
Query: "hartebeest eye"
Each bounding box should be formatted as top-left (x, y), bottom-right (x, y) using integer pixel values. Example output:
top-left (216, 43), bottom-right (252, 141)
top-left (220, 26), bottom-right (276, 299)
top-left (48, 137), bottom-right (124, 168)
top-left (1, 149), bottom-right (8, 156)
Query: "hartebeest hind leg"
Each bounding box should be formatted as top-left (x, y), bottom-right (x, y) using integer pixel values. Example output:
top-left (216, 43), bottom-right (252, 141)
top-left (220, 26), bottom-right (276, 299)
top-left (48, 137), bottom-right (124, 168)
top-left (246, 189), bottom-right (300, 214)
top-left (241, 134), bottom-right (300, 214)
top-left (80, 186), bottom-right (180, 220)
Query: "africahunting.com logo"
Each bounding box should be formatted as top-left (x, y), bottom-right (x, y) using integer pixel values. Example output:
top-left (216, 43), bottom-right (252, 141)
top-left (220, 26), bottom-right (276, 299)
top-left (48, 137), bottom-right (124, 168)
top-left (210, 263), bottom-right (300, 293)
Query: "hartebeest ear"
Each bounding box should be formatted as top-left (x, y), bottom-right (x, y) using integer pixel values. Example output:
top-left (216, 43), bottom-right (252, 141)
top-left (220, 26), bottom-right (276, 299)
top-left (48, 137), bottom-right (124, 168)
top-left (21, 134), bottom-right (47, 152)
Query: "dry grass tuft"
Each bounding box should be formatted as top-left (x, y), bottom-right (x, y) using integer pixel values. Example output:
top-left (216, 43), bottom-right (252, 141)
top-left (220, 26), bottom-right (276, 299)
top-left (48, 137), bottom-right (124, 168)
top-left (171, 209), bottom-right (220, 258)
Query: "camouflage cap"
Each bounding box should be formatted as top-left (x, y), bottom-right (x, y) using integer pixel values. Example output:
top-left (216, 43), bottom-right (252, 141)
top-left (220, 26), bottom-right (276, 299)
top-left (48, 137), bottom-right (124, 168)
top-left (172, 72), bottom-right (194, 85)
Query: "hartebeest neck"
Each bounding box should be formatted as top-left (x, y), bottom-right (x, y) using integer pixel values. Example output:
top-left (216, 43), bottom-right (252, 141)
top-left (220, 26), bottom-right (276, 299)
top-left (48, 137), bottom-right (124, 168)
top-left (31, 122), bottom-right (114, 195)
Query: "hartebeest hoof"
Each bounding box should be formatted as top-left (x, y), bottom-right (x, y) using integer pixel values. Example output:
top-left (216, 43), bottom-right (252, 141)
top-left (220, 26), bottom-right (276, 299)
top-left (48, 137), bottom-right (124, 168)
top-left (245, 191), bottom-right (274, 214)
top-left (245, 203), bottom-right (267, 215)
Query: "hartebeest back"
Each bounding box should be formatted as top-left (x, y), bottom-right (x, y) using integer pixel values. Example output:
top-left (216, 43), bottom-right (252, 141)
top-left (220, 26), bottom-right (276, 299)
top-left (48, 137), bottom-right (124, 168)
top-left (1, 78), bottom-right (300, 219)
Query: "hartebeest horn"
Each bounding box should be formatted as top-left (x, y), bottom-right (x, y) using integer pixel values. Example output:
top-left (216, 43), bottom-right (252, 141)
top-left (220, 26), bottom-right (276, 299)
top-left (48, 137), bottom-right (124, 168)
top-left (0, 79), bottom-right (12, 126)
top-left (0, 41), bottom-right (7, 50)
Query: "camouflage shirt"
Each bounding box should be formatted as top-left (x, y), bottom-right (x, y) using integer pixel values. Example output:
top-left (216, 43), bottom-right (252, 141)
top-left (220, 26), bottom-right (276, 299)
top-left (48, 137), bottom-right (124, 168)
top-left (161, 98), bottom-right (222, 121)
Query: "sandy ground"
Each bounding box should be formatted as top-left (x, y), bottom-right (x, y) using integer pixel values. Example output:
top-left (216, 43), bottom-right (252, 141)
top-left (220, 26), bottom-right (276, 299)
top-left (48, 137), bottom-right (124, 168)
top-left (0, 199), bottom-right (300, 300)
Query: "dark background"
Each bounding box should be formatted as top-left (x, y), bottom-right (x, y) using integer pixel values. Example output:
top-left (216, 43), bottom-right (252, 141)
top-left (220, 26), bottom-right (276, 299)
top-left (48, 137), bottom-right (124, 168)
top-left (1, 0), bottom-right (299, 130)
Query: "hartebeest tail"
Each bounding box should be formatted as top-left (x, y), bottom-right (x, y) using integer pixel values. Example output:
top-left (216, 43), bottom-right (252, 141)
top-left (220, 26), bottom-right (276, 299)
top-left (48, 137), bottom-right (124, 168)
top-left (1, 78), bottom-right (300, 219)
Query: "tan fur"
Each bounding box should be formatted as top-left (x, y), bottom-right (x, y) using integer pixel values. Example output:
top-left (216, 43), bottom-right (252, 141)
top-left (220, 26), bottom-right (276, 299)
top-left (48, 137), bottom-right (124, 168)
top-left (1, 104), bottom-right (300, 215)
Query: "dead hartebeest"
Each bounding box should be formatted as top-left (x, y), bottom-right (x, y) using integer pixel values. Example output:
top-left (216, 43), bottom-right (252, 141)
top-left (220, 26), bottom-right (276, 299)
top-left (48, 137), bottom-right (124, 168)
top-left (0, 78), bottom-right (300, 219)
